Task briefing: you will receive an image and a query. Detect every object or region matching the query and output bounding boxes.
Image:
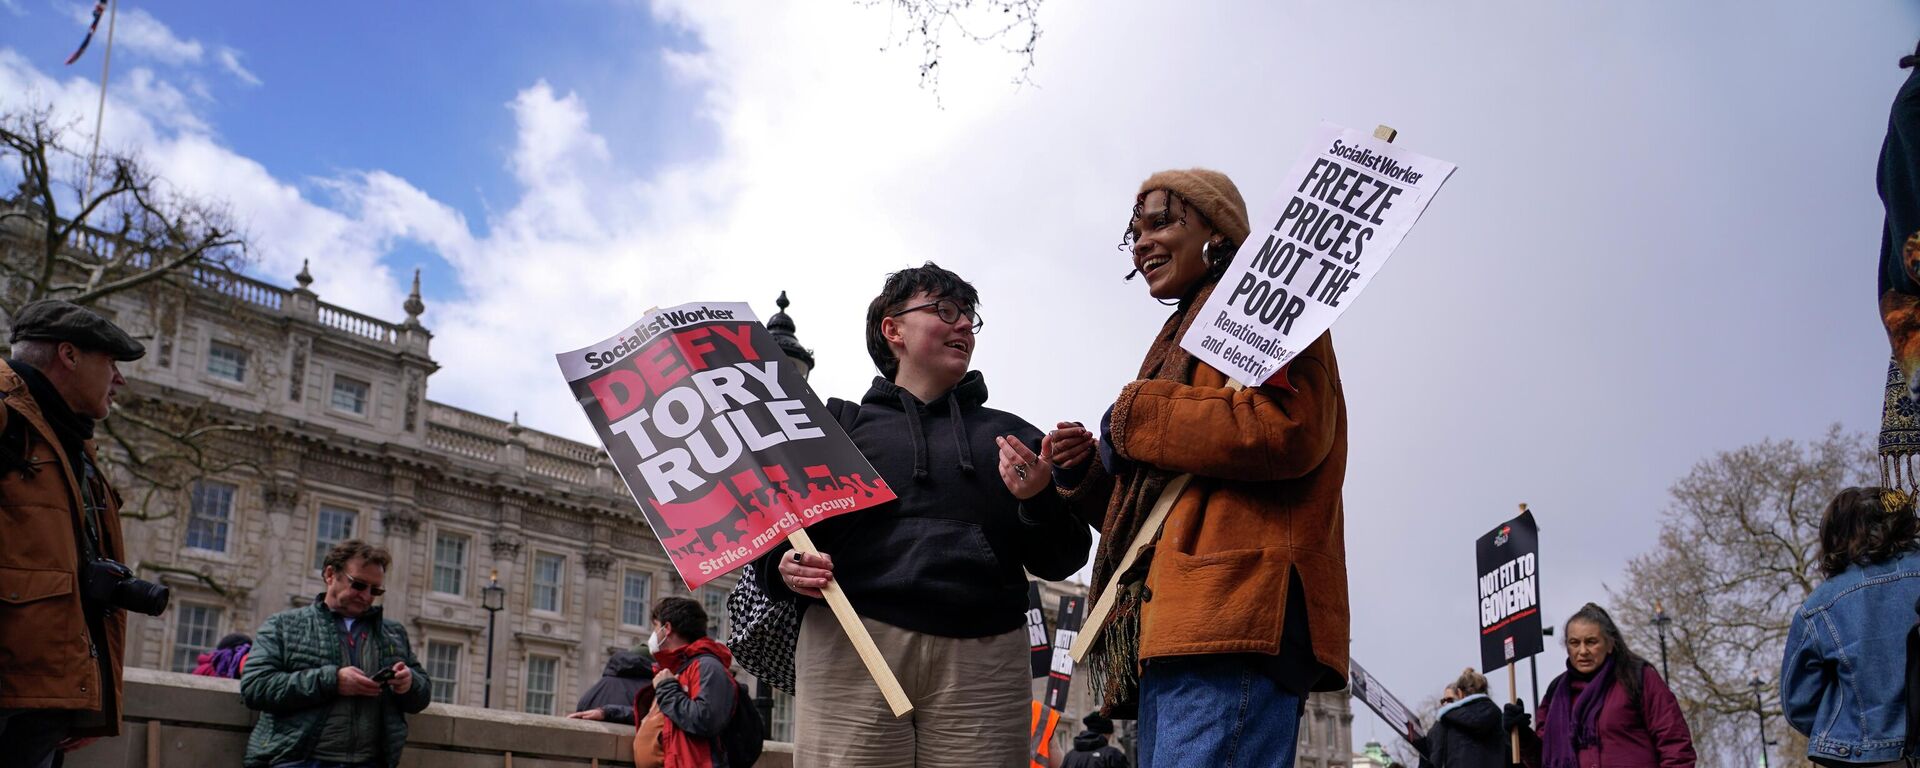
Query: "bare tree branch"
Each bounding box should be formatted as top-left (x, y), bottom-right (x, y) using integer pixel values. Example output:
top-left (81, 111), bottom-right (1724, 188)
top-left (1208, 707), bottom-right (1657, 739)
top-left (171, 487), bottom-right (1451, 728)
top-left (1608, 425), bottom-right (1870, 765)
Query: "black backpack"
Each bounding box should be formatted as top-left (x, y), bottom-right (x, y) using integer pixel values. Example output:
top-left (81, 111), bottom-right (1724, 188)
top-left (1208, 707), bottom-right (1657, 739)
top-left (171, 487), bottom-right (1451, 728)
top-left (699, 652), bottom-right (766, 768)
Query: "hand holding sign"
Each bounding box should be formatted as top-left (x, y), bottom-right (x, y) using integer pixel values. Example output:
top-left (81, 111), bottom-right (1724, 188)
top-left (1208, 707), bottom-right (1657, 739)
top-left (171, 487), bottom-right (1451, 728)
top-left (778, 550), bottom-right (834, 599)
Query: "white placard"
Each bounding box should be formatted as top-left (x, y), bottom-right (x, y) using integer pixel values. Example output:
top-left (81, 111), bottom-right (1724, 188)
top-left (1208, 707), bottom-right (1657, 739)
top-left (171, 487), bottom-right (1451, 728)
top-left (1180, 122), bottom-right (1456, 384)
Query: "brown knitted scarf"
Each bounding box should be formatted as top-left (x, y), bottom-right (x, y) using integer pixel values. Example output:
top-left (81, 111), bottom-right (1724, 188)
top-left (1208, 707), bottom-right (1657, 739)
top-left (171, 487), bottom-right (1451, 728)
top-left (1084, 280), bottom-right (1218, 716)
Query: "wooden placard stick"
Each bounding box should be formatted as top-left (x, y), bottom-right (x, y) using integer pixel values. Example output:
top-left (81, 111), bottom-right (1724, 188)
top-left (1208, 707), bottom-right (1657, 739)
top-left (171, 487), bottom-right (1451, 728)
top-left (787, 528), bottom-right (915, 716)
top-left (1071, 124), bottom-right (1400, 664)
top-left (1509, 661), bottom-right (1523, 761)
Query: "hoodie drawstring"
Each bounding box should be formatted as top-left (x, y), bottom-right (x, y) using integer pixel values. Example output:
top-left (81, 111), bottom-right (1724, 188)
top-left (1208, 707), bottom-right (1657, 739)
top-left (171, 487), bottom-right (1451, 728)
top-left (899, 391), bottom-right (930, 482)
top-left (895, 389), bottom-right (975, 481)
top-left (948, 396), bottom-right (975, 475)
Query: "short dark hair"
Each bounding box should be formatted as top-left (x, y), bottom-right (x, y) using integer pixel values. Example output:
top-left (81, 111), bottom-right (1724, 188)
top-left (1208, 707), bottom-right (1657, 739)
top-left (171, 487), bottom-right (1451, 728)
top-left (651, 596), bottom-right (708, 641)
top-left (322, 539), bottom-right (392, 575)
top-left (1820, 487), bottom-right (1920, 578)
top-left (864, 261), bottom-right (980, 380)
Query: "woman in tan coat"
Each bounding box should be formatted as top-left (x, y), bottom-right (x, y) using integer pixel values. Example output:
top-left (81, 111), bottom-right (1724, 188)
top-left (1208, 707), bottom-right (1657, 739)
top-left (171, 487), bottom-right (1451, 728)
top-left (1049, 169), bottom-right (1349, 768)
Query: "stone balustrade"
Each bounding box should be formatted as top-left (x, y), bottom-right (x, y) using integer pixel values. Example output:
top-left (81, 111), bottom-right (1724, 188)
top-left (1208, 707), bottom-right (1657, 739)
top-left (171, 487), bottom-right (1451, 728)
top-left (67, 667), bottom-right (796, 768)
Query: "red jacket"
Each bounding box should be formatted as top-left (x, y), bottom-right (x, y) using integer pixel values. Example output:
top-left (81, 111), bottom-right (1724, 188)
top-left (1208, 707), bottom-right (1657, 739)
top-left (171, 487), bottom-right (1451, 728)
top-left (1525, 664), bottom-right (1697, 768)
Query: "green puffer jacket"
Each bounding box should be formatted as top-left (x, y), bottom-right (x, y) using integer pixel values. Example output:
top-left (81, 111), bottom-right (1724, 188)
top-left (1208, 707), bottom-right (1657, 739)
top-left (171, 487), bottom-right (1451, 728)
top-left (240, 598), bottom-right (432, 768)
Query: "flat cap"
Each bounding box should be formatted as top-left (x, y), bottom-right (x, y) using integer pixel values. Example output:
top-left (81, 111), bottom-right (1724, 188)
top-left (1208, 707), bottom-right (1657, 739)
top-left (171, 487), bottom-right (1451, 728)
top-left (9, 300), bottom-right (146, 361)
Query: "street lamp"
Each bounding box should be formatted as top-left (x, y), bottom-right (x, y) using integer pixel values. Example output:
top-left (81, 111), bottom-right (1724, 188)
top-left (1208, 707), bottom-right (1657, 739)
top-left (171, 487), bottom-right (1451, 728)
top-left (482, 570), bottom-right (505, 709)
top-left (1652, 600), bottom-right (1672, 682)
top-left (1750, 675), bottom-right (1770, 768)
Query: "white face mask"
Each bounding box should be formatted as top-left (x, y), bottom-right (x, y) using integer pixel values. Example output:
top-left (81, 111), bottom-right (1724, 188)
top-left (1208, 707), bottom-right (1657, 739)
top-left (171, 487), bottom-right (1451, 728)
top-left (646, 628), bottom-right (663, 655)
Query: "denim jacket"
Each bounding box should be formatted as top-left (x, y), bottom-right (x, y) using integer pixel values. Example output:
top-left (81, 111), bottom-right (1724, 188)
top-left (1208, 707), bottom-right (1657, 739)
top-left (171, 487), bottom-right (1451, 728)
top-left (1781, 548), bottom-right (1920, 766)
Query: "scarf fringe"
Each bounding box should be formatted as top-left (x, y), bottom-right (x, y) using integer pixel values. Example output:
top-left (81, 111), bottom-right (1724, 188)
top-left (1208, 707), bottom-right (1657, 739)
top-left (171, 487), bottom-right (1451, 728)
top-left (1085, 583), bottom-right (1143, 716)
top-left (1882, 453), bottom-right (1920, 497)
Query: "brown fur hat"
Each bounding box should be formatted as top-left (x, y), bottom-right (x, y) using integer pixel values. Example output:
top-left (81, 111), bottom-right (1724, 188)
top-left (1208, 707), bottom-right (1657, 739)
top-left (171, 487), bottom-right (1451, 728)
top-left (1137, 168), bottom-right (1251, 246)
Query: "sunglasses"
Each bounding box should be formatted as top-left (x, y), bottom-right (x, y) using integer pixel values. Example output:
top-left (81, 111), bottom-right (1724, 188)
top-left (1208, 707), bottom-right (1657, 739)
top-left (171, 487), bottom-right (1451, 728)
top-left (345, 575), bottom-right (386, 597)
top-left (889, 298), bottom-right (983, 333)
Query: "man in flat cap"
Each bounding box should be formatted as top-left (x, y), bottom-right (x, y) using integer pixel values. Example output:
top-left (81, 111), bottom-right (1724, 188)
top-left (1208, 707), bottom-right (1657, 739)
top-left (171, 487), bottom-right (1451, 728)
top-left (0, 299), bottom-right (152, 767)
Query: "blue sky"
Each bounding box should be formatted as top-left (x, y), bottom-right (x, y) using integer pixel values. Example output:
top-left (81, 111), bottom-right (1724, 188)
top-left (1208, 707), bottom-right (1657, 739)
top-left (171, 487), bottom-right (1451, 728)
top-left (7, 0), bottom-right (1920, 759)
top-left (4, 0), bottom-right (709, 304)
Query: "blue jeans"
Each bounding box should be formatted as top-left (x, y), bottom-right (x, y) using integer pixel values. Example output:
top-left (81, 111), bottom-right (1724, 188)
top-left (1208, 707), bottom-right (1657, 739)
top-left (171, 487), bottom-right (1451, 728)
top-left (1138, 656), bottom-right (1305, 768)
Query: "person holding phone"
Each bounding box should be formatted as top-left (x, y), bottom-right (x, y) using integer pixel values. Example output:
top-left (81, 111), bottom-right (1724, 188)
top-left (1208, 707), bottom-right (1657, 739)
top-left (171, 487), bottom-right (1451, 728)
top-left (241, 540), bottom-right (432, 768)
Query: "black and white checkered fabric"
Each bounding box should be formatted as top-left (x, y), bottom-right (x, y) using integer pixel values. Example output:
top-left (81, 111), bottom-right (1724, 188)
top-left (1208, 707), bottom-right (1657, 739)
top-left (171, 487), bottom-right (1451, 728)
top-left (726, 562), bottom-right (800, 694)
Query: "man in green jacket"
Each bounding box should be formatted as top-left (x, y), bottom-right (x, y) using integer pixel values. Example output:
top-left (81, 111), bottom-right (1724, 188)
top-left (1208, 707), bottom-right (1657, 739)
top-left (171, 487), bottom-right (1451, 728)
top-left (241, 540), bottom-right (431, 768)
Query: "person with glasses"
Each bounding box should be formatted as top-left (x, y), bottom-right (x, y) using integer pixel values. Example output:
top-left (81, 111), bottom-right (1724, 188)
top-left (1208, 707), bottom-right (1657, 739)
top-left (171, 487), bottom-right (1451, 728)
top-left (760, 261), bottom-right (1092, 767)
top-left (1047, 170), bottom-right (1350, 768)
top-left (242, 540), bottom-right (432, 768)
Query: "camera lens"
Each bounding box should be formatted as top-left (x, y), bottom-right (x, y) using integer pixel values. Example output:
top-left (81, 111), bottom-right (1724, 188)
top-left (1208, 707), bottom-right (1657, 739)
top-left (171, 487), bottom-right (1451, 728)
top-left (112, 578), bottom-right (170, 617)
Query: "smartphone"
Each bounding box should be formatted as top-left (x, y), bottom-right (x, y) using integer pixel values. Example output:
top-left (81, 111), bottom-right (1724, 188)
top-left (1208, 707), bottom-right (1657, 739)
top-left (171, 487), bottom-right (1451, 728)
top-left (370, 667), bottom-right (397, 683)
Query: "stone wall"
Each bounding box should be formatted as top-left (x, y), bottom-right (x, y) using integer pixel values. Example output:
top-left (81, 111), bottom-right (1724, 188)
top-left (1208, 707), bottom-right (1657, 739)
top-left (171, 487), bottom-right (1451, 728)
top-left (67, 668), bottom-right (795, 768)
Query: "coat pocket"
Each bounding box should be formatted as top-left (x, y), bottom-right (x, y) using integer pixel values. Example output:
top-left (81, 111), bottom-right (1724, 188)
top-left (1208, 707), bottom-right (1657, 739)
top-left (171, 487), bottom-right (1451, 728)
top-left (0, 567), bottom-right (73, 605)
top-left (0, 566), bottom-right (83, 675)
top-left (1143, 547), bottom-right (1292, 655)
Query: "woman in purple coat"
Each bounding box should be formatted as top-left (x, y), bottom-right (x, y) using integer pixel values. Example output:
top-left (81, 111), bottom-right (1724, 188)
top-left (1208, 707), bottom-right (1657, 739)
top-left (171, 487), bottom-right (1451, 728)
top-left (1509, 604), bottom-right (1696, 768)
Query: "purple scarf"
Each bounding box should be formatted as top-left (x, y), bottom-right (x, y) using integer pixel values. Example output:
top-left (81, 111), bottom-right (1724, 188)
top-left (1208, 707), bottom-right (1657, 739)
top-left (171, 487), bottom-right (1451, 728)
top-left (207, 643), bottom-right (249, 679)
top-left (1543, 657), bottom-right (1615, 768)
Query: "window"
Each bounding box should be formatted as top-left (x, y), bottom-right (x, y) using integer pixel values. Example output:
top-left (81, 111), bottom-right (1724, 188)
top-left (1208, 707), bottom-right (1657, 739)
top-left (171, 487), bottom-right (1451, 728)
top-left (312, 505), bottom-right (357, 570)
top-left (524, 655), bottom-right (558, 715)
top-left (185, 480), bottom-right (236, 552)
top-left (771, 689), bottom-right (794, 742)
top-left (621, 570), bottom-right (652, 627)
top-left (432, 532), bottom-right (469, 596)
top-left (425, 641), bottom-right (462, 705)
top-left (331, 376), bottom-right (370, 415)
top-left (702, 587), bottom-right (728, 639)
top-left (531, 553), bottom-right (565, 613)
top-left (206, 341), bottom-right (248, 382)
top-left (170, 604), bottom-right (223, 672)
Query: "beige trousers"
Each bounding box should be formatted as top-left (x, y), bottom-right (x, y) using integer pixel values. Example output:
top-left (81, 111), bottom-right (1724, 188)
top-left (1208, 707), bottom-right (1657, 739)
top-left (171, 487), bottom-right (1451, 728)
top-left (793, 605), bottom-right (1031, 768)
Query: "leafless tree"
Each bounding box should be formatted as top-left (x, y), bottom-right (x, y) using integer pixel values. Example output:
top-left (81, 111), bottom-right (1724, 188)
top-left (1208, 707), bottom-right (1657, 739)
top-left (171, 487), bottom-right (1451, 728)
top-left (1609, 425), bottom-right (1873, 768)
top-left (858, 0), bottom-right (1044, 98)
top-left (1, 103), bottom-right (259, 522)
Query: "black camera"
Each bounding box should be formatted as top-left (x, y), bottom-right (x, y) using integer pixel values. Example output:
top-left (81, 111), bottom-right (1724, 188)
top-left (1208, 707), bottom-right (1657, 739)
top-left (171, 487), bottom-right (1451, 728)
top-left (83, 559), bottom-right (170, 617)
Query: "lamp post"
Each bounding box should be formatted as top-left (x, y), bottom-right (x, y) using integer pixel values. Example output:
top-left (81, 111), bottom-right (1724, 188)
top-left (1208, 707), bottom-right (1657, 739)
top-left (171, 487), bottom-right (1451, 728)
top-left (1750, 675), bottom-right (1770, 768)
top-left (482, 570), bottom-right (505, 709)
top-left (1652, 600), bottom-right (1672, 682)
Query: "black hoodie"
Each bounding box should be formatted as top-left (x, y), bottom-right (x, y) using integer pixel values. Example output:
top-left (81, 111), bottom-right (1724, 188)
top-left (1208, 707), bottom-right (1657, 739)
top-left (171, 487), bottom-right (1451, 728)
top-left (1416, 694), bottom-right (1506, 768)
top-left (757, 372), bottom-right (1091, 638)
top-left (575, 649), bottom-right (655, 715)
top-left (1061, 731), bottom-right (1128, 768)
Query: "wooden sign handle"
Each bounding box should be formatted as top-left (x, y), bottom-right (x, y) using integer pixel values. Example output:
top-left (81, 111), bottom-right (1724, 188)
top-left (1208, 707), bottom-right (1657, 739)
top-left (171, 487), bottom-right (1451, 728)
top-left (1509, 662), bottom-right (1522, 762)
top-left (787, 528), bottom-right (914, 717)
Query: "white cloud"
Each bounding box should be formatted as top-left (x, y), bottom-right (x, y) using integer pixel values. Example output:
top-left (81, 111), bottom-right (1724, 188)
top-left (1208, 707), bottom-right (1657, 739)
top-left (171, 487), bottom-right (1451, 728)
top-left (1, 0), bottom-right (26, 18)
top-left (0, 49), bottom-right (400, 317)
top-left (87, 6), bottom-right (204, 66)
top-left (216, 47), bottom-right (260, 87)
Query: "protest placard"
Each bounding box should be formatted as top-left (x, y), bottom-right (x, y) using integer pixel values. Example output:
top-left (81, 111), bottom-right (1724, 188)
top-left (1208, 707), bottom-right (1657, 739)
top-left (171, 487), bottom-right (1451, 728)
top-left (555, 301), bottom-right (896, 590)
top-left (1029, 594), bottom-right (1086, 768)
top-left (1475, 508), bottom-right (1543, 672)
top-left (1475, 505), bottom-right (1543, 760)
top-left (1026, 582), bottom-right (1051, 679)
top-left (1349, 658), bottom-right (1425, 748)
top-left (1180, 121), bottom-right (1456, 384)
top-left (557, 302), bottom-right (915, 716)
